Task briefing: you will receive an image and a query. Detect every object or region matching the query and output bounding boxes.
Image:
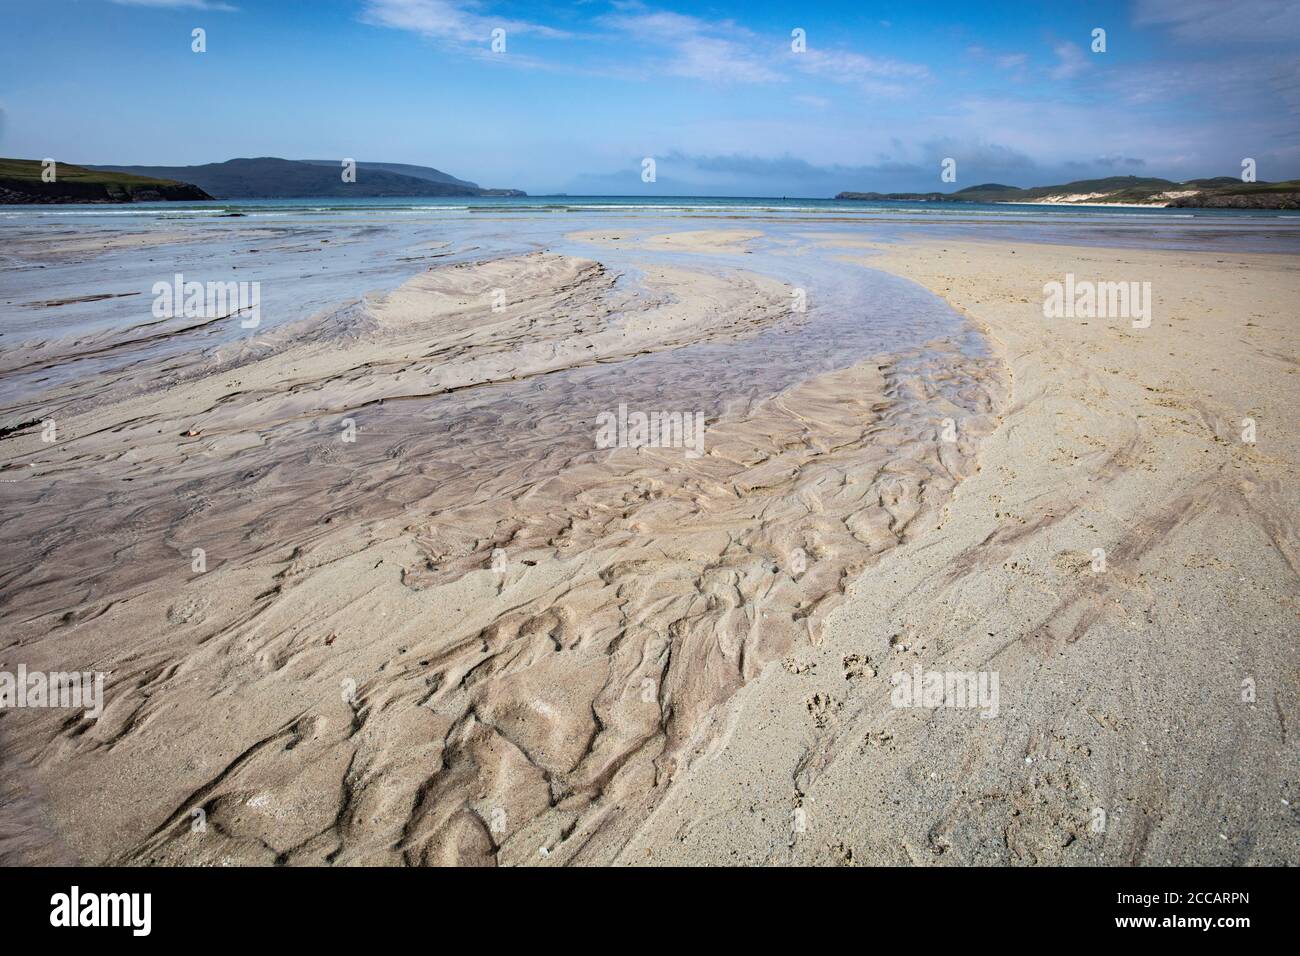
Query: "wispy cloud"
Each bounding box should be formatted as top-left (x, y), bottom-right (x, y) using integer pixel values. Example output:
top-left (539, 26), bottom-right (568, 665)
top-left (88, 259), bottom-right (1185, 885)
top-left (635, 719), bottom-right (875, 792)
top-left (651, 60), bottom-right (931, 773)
top-left (792, 47), bottom-right (930, 97)
top-left (1109, 54), bottom-right (1300, 116)
top-left (598, 8), bottom-right (782, 83)
top-left (360, 1), bottom-right (933, 94)
top-left (570, 139), bottom-right (1039, 196)
top-left (913, 137), bottom-right (1037, 181)
top-left (793, 94), bottom-right (830, 111)
top-left (361, 0), bottom-right (569, 45)
top-left (570, 150), bottom-right (866, 195)
top-left (1126, 0), bottom-right (1300, 120)
top-left (1066, 154), bottom-right (1147, 170)
top-left (1135, 0), bottom-right (1300, 43)
top-left (1050, 41), bottom-right (1089, 80)
top-left (109, 0), bottom-right (238, 10)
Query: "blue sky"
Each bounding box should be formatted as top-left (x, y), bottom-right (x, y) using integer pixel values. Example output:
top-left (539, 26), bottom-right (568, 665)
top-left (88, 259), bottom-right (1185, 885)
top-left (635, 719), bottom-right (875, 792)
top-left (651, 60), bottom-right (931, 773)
top-left (2, 0), bottom-right (1297, 195)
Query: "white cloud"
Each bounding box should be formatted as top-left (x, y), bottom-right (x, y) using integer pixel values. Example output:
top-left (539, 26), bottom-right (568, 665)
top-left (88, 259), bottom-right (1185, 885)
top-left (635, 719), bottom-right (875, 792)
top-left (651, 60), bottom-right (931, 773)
top-left (792, 48), bottom-right (930, 97)
top-left (361, 2), bottom-right (932, 92)
top-left (1109, 52), bottom-right (1300, 116)
top-left (599, 9), bottom-right (782, 83)
top-left (361, 0), bottom-right (569, 45)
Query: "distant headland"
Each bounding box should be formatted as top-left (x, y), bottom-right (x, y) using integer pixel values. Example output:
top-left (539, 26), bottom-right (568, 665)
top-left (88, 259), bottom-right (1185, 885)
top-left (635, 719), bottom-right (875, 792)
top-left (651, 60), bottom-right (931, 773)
top-left (0, 157), bottom-right (526, 203)
top-left (835, 175), bottom-right (1300, 209)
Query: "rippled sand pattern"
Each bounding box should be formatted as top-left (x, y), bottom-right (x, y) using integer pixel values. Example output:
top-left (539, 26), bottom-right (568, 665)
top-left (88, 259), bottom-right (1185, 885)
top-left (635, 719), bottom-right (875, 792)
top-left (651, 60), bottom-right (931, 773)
top-left (0, 230), bottom-right (1003, 865)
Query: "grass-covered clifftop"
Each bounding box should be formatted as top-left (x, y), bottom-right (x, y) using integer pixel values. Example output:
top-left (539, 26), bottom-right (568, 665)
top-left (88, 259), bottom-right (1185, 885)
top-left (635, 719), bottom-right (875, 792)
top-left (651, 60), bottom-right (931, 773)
top-left (0, 158), bottom-right (212, 204)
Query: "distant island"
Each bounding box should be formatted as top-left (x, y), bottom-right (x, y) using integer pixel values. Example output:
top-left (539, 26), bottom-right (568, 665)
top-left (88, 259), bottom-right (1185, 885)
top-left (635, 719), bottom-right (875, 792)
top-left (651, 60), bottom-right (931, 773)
top-left (835, 175), bottom-right (1300, 209)
top-left (0, 156), bottom-right (526, 203)
top-left (0, 158), bottom-right (212, 204)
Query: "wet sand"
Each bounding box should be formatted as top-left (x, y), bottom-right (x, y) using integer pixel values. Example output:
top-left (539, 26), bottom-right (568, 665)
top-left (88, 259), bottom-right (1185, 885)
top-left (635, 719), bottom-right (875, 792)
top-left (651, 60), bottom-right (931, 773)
top-left (0, 224), bottom-right (1000, 865)
top-left (0, 224), bottom-right (1295, 866)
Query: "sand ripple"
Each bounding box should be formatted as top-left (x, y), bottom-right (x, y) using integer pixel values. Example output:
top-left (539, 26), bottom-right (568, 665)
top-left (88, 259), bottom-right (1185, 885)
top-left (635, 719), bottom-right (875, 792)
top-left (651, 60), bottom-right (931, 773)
top-left (0, 246), bottom-right (1004, 865)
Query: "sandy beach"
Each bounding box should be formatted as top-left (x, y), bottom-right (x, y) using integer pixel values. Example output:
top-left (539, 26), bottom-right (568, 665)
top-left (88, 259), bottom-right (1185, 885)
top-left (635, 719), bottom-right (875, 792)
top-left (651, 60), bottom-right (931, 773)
top-left (624, 238), bottom-right (1300, 864)
top-left (0, 218), bottom-right (1296, 866)
top-left (9, 0), bottom-right (1300, 933)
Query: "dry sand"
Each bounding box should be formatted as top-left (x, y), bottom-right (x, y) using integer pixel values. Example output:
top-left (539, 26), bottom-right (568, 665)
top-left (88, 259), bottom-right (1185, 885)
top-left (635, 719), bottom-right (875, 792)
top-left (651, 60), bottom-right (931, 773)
top-left (623, 239), bottom-right (1300, 865)
top-left (0, 232), bottom-right (1295, 866)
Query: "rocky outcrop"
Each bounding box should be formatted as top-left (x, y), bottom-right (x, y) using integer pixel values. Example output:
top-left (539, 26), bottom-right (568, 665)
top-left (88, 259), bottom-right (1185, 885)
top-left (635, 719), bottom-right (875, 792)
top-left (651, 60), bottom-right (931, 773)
top-left (1168, 191), bottom-right (1300, 209)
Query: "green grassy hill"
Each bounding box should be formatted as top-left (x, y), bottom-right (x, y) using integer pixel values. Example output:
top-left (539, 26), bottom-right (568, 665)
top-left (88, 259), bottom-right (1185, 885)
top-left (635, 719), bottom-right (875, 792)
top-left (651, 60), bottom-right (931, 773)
top-left (836, 174), bottom-right (1300, 208)
top-left (0, 158), bottom-right (213, 203)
